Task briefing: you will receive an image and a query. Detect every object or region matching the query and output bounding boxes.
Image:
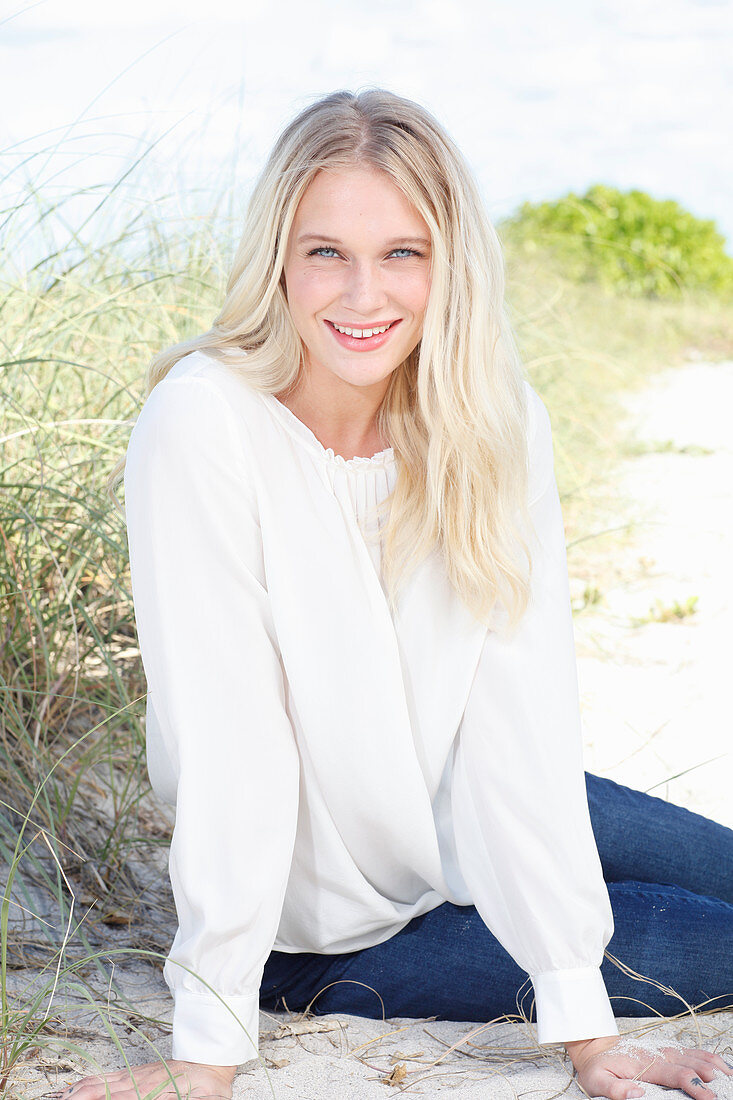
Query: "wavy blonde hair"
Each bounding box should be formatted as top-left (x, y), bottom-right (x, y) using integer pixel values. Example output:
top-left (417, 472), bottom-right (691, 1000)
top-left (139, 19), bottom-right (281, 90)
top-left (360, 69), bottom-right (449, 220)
top-left (108, 87), bottom-right (534, 631)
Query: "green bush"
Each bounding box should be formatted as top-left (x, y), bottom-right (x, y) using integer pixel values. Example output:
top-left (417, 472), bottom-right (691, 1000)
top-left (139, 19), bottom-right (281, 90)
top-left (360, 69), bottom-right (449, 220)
top-left (501, 184), bottom-right (733, 299)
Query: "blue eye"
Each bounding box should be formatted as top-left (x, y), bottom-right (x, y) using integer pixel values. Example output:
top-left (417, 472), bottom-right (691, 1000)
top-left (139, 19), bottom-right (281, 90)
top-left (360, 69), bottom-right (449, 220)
top-left (306, 245), bottom-right (425, 260)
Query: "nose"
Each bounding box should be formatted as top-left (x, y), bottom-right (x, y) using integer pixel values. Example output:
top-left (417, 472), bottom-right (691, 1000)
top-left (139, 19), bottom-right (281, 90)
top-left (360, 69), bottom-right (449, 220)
top-left (340, 260), bottom-right (389, 317)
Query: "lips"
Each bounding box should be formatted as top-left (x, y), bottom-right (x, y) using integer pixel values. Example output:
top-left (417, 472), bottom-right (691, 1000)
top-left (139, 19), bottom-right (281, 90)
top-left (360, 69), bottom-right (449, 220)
top-left (327, 319), bottom-right (399, 338)
top-left (324, 318), bottom-right (402, 351)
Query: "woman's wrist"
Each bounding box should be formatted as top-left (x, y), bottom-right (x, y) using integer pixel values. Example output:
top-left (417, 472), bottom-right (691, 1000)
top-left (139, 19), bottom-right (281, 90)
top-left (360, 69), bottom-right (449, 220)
top-left (564, 1036), bottom-right (620, 1064)
top-left (210, 1063), bottom-right (239, 1079)
top-left (180, 1060), bottom-right (239, 1081)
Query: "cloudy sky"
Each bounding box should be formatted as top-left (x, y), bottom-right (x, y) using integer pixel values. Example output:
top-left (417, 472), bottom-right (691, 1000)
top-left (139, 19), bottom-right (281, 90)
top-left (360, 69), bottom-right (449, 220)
top-left (2, 0), bottom-right (732, 265)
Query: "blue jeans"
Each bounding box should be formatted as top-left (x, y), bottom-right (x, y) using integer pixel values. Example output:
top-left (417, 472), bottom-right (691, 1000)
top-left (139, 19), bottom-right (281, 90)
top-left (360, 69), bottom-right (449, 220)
top-left (260, 772), bottom-right (733, 1025)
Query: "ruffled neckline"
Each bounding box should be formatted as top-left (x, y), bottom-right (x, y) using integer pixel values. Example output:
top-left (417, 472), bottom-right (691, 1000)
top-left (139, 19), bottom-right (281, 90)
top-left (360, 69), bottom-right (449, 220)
top-left (259, 391), bottom-right (396, 471)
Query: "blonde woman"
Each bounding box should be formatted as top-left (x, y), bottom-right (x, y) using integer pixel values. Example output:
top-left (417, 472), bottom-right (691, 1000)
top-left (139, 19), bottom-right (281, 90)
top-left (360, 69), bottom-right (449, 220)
top-left (56, 89), bottom-right (733, 1100)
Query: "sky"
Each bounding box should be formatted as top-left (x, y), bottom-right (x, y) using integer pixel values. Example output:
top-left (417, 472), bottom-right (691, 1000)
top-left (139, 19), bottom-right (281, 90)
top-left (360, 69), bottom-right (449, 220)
top-left (2, 0), bottom-right (732, 270)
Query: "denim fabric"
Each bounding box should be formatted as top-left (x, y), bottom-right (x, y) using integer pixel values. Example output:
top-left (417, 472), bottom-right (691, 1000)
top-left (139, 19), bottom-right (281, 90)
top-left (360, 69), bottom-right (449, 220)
top-left (260, 772), bottom-right (733, 1024)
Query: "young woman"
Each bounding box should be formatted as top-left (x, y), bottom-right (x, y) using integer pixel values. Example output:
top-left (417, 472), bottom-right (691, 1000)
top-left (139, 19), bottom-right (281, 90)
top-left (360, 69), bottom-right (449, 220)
top-left (60, 89), bottom-right (732, 1100)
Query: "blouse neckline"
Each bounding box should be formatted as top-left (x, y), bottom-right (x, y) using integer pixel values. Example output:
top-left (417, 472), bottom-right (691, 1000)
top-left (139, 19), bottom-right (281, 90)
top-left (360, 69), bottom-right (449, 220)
top-left (258, 391), bottom-right (396, 471)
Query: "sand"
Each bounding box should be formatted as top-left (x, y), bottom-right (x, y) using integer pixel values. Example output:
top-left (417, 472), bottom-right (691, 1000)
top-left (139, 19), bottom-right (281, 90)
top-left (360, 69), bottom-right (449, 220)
top-left (15, 972), bottom-right (733, 1099)
top-left (12, 358), bottom-right (733, 1099)
top-left (574, 359), bottom-right (733, 829)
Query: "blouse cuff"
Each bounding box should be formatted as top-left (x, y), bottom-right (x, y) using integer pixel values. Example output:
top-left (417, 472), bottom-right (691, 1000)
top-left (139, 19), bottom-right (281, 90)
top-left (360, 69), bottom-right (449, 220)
top-left (170, 988), bottom-right (261, 1066)
top-left (531, 966), bottom-right (619, 1044)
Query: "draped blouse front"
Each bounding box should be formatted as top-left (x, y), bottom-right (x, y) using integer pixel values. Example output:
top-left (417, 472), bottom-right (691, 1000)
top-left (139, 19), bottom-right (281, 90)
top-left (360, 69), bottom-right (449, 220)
top-left (266, 393), bottom-right (398, 592)
top-left (123, 349), bottom-right (618, 1067)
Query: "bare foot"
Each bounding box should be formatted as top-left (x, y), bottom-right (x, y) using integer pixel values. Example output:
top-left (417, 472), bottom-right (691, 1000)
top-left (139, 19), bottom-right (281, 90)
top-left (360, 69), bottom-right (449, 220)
top-left (46, 1058), bottom-right (238, 1099)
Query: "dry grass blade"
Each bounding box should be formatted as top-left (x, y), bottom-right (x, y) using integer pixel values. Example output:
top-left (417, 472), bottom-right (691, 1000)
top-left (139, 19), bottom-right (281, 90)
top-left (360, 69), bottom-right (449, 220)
top-left (271, 1018), bottom-right (349, 1039)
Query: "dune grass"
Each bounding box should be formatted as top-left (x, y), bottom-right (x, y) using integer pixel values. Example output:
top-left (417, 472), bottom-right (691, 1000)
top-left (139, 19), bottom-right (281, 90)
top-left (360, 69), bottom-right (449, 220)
top-left (504, 243), bottom-right (733, 587)
top-left (2, 157), bottom-right (732, 1096)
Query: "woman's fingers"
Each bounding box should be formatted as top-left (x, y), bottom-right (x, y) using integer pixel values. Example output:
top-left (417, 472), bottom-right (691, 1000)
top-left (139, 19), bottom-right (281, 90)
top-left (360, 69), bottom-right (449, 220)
top-left (644, 1045), bottom-right (732, 1092)
top-left (667, 1056), bottom-right (719, 1084)
top-left (576, 1046), bottom-right (730, 1100)
top-left (64, 1089), bottom-right (225, 1100)
top-left (48, 1068), bottom-right (162, 1092)
top-left (578, 1067), bottom-right (712, 1100)
top-left (578, 1066), bottom-right (646, 1100)
top-left (49, 1079), bottom-right (157, 1099)
top-left (667, 1047), bottom-right (733, 1079)
top-left (46, 1063), bottom-right (195, 1100)
top-left (618, 1052), bottom-right (720, 1099)
top-left (48, 1086), bottom-right (191, 1100)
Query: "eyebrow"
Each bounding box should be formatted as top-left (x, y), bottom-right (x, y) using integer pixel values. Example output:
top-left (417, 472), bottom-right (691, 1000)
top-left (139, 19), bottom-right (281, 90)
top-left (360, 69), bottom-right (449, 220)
top-left (297, 234), bottom-right (431, 248)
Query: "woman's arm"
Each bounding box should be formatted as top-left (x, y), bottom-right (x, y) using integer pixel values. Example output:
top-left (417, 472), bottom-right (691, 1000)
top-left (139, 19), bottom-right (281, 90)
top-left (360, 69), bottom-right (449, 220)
top-left (123, 373), bottom-right (300, 1066)
top-left (449, 385), bottom-right (617, 1043)
top-left (449, 387), bottom-right (733, 1098)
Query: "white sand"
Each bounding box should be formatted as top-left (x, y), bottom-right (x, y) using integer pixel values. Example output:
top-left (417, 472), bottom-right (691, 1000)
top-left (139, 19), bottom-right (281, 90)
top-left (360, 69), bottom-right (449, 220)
top-left (574, 360), bottom-right (733, 828)
top-left (15, 359), bottom-right (733, 1099)
top-left (18, 977), bottom-right (733, 1099)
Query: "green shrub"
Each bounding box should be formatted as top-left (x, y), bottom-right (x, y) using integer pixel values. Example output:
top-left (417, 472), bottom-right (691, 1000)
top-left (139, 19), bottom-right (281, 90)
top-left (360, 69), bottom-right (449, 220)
top-left (501, 184), bottom-right (733, 299)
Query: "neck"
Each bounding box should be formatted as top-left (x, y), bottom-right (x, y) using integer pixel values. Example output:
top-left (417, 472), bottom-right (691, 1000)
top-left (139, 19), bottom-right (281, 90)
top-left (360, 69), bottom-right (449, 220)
top-left (275, 372), bottom-right (391, 461)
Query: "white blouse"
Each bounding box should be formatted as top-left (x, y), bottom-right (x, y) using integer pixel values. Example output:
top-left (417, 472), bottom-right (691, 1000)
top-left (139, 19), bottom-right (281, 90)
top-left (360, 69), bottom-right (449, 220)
top-left (123, 349), bottom-right (618, 1067)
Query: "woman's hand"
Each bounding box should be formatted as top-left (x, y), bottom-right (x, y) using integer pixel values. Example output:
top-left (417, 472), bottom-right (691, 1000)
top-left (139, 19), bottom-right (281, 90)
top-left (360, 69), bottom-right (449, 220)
top-left (46, 1059), bottom-right (239, 1100)
top-left (565, 1035), bottom-right (733, 1100)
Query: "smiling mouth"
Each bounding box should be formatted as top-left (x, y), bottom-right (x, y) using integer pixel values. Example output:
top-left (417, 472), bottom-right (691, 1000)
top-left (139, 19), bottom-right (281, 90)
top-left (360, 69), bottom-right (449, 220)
top-left (326, 319), bottom-right (400, 339)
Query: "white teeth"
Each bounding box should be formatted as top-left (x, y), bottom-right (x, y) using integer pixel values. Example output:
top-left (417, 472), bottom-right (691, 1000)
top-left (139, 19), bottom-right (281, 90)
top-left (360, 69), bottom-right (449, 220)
top-left (332, 322), bottom-right (391, 338)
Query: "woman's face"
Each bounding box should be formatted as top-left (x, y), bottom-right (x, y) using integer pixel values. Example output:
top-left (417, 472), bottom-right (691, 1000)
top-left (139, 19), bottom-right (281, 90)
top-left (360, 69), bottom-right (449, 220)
top-left (282, 165), bottom-right (432, 394)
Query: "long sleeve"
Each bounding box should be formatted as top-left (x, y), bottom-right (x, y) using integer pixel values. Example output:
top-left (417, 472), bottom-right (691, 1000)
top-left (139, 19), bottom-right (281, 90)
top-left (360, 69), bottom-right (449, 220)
top-left (123, 374), bottom-right (300, 1065)
top-left (450, 387), bottom-right (618, 1045)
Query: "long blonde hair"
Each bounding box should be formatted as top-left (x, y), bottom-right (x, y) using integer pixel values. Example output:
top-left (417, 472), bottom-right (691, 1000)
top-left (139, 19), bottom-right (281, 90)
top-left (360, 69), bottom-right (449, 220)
top-left (108, 87), bottom-right (534, 631)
